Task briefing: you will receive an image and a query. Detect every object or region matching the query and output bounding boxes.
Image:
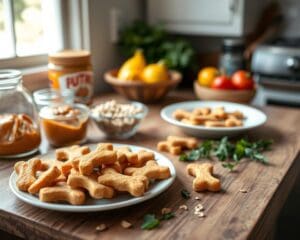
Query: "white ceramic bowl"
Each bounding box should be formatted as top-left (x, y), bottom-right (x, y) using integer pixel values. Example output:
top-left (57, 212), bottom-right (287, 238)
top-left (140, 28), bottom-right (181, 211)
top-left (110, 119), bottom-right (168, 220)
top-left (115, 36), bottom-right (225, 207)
top-left (161, 101), bottom-right (267, 138)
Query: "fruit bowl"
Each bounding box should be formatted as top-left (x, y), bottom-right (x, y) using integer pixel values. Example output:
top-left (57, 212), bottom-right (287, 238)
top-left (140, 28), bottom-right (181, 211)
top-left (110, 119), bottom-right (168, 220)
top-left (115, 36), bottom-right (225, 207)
top-left (104, 69), bottom-right (182, 103)
top-left (194, 81), bottom-right (256, 104)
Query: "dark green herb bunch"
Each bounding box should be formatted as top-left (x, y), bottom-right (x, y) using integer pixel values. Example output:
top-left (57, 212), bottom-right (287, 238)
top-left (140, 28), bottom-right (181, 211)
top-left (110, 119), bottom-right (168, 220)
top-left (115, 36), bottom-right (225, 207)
top-left (180, 137), bottom-right (273, 170)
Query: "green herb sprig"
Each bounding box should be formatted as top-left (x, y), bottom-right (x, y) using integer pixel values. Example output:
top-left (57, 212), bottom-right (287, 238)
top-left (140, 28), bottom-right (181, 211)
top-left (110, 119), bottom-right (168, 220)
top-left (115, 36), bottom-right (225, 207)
top-left (160, 212), bottom-right (175, 220)
top-left (180, 189), bottom-right (191, 199)
top-left (141, 211), bottom-right (175, 230)
top-left (141, 214), bottom-right (160, 230)
top-left (180, 137), bottom-right (273, 170)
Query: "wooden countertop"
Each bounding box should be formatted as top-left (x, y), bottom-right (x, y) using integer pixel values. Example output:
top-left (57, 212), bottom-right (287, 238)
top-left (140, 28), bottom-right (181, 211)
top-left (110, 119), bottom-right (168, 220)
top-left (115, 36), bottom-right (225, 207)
top-left (0, 92), bottom-right (299, 240)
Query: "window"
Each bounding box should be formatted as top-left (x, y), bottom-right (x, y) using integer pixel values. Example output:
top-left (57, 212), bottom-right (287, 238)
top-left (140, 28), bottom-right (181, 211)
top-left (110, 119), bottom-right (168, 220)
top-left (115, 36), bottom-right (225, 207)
top-left (0, 0), bottom-right (65, 68)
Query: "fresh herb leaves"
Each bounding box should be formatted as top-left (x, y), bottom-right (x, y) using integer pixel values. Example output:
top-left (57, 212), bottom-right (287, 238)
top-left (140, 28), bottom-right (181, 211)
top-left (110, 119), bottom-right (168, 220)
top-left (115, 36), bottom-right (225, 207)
top-left (181, 189), bottom-right (191, 199)
top-left (119, 20), bottom-right (196, 73)
top-left (180, 140), bottom-right (213, 161)
top-left (141, 212), bottom-right (175, 230)
top-left (160, 212), bottom-right (175, 220)
top-left (214, 137), bottom-right (235, 161)
top-left (179, 137), bottom-right (273, 170)
top-left (141, 214), bottom-right (160, 230)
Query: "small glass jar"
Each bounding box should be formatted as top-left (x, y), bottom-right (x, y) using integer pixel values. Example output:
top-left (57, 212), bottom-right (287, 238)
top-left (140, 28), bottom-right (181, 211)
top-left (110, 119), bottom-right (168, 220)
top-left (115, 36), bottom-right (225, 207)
top-left (0, 69), bottom-right (41, 157)
top-left (39, 104), bottom-right (89, 147)
top-left (48, 50), bottom-right (94, 104)
top-left (33, 88), bottom-right (75, 110)
top-left (219, 38), bottom-right (246, 75)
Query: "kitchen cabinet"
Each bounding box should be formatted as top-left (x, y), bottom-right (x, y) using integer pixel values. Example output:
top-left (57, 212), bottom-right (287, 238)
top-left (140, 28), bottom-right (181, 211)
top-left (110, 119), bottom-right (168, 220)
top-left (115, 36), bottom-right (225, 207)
top-left (147, 0), bottom-right (267, 36)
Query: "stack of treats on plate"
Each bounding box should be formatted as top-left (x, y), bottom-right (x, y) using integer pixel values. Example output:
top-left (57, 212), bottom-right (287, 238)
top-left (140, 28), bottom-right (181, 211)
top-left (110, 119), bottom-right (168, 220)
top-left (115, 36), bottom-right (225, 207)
top-left (14, 143), bottom-right (171, 205)
top-left (173, 106), bottom-right (244, 127)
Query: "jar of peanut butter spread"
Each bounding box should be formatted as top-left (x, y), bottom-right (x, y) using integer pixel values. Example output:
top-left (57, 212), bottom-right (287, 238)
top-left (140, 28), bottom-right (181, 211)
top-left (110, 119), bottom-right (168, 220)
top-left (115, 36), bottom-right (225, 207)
top-left (39, 104), bottom-right (89, 147)
top-left (0, 70), bottom-right (41, 157)
top-left (48, 50), bottom-right (94, 104)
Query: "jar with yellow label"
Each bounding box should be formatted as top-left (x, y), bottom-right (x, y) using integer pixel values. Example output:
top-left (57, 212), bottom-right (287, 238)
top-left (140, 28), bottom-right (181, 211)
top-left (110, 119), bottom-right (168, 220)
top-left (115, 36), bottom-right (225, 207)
top-left (48, 50), bottom-right (94, 104)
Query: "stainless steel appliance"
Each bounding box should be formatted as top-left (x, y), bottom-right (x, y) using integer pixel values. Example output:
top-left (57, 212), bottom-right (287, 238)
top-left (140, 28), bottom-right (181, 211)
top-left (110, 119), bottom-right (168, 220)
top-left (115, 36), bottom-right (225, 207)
top-left (251, 38), bottom-right (300, 107)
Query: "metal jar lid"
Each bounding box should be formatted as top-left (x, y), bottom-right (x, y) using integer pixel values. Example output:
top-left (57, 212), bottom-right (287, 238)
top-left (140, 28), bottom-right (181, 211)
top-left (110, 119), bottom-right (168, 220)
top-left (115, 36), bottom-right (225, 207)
top-left (48, 50), bottom-right (91, 67)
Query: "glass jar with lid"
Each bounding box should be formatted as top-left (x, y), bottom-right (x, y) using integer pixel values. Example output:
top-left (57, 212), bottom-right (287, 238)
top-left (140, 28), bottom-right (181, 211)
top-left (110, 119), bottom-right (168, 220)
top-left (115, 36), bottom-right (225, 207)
top-left (219, 38), bottom-right (246, 75)
top-left (48, 50), bottom-right (94, 104)
top-left (0, 69), bottom-right (41, 157)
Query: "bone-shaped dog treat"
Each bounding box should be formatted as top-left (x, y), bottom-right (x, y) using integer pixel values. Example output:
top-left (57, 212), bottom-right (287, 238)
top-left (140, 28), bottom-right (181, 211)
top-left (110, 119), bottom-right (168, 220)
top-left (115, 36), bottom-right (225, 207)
top-left (211, 107), bottom-right (227, 119)
top-left (39, 160), bottom-right (66, 183)
top-left (124, 160), bottom-right (171, 180)
top-left (14, 158), bottom-right (43, 191)
top-left (39, 183), bottom-right (86, 205)
top-left (96, 143), bottom-right (114, 151)
top-left (104, 161), bottom-right (128, 173)
top-left (116, 146), bottom-right (138, 164)
top-left (61, 162), bottom-right (74, 177)
top-left (190, 114), bottom-right (218, 124)
top-left (132, 150), bottom-right (155, 167)
top-left (186, 163), bottom-right (221, 192)
top-left (28, 166), bottom-right (61, 194)
top-left (172, 109), bottom-right (192, 120)
top-left (157, 141), bottom-right (182, 155)
top-left (228, 111), bottom-right (244, 119)
top-left (167, 136), bottom-right (198, 149)
top-left (56, 145), bottom-right (91, 161)
top-left (225, 117), bottom-right (243, 127)
top-left (67, 172), bottom-right (114, 199)
top-left (181, 118), bottom-right (198, 125)
top-left (192, 107), bottom-right (211, 116)
top-left (204, 121), bottom-right (226, 127)
top-left (79, 150), bottom-right (117, 176)
top-left (56, 145), bottom-right (90, 176)
top-left (98, 168), bottom-right (148, 197)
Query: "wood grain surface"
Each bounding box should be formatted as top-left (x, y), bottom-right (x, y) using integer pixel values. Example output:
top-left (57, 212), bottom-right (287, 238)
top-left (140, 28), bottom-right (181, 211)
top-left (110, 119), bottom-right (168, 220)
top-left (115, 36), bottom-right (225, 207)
top-left (0, 91), bottom-right (299, 240)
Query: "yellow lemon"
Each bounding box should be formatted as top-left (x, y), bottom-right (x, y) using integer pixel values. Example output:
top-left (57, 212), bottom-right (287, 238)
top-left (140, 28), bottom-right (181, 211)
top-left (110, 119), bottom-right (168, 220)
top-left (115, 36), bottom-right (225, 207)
top-left (141, 61), bottom-right (169, 84)
top-left (117, 49), bottom-right (146, 81)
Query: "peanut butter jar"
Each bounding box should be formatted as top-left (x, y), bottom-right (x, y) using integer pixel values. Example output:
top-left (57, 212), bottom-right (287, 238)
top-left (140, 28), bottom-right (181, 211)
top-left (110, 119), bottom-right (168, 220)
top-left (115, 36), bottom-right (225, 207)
top-left (39, 104), bottom-right (89, 147)
top-left (48, 50), bottom-right (94, 104)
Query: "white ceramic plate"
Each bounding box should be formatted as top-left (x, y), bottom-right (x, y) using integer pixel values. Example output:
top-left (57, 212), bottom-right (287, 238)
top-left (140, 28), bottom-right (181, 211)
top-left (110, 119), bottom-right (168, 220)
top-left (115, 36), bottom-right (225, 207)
top-left (161, 101), bottom-right (267, 138)
top-left (9, 143), bottom-right (176, 212)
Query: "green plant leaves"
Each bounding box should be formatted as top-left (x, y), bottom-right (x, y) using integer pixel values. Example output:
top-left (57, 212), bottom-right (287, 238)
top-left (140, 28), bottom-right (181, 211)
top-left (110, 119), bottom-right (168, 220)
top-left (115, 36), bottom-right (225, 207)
top-left (118, 20), bottom-right (196, 73)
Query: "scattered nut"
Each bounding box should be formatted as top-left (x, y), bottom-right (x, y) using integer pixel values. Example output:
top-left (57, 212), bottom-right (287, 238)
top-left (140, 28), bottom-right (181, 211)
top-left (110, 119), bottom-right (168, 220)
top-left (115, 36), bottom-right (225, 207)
top-left (195, 196), bottom-right (201, 200)
top-left (96, 224), bottom-right (107, 232)
top-left (194, 203), bottom-right (206, 218)
top-left (161, 207), bottom-right (172, 215)
top-left (239, 189), bottom-right (248, 193)
top-left (195, 203), bottom-right (204, 211)
top-left (198, 212), bottom-right (205, 218)
top-left (179, 204), bottom-right (188, 211)
top-left (121, 220), bottom-right (132, 229)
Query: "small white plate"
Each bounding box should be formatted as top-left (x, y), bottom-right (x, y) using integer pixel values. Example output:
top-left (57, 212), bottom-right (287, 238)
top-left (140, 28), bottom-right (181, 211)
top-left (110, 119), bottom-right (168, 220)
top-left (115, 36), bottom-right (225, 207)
top-left (9, 144), bottom-right (176, 212)
top-left (161, 101), bottom-right (267, 138)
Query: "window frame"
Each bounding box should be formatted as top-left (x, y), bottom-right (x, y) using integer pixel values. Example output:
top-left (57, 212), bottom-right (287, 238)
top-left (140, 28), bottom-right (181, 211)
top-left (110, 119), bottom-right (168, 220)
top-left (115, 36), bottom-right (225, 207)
top-left (0, 0), bottom-right (90, 70)
top-left (0, 0), bottom-right (68, 69)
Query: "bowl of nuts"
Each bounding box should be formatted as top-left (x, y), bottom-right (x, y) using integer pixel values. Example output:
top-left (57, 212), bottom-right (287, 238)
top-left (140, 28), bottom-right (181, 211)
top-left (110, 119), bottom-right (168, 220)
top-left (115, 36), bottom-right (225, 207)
top-left (90, 100), bottom-right (148, 139)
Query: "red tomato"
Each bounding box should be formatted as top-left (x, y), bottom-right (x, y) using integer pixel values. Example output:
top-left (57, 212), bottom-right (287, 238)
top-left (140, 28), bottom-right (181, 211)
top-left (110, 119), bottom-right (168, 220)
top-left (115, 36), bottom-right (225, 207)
top-left (232, 70), bottom-right (254, 90)
top-left (211, 75), bottom-right (235, 89)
